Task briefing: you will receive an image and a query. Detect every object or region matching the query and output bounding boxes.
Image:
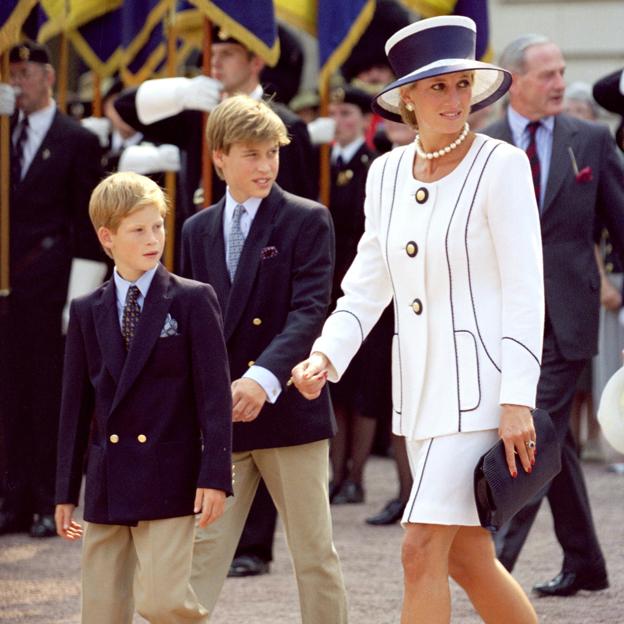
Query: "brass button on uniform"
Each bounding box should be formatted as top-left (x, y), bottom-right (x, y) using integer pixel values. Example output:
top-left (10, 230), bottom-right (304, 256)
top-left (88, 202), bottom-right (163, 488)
top-left (411, 299), bottom-right (423, 315)
top-left (247, 360), bottom-right (255, 368)
top-left (606, 262), bottom-right (614, 273)
top-left (137, 434), bottom-right (147, 444)
top-left (415, 188), bottom-right (429, 204)
top-left (109, 434), bottom-right (119, 444)
top-left (406, 241), bottom-right (418, 257)
top-left (252, 317), bottom-right (262, 326)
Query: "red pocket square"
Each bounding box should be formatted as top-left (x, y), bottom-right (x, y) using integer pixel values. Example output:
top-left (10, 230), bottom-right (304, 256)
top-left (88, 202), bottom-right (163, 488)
top-left (575, 166), bottom-right (593, 183)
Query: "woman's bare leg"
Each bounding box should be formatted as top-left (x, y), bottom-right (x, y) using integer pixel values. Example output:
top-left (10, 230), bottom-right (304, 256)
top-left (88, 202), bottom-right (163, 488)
top-left (449, 526), bottom-right (538, 624)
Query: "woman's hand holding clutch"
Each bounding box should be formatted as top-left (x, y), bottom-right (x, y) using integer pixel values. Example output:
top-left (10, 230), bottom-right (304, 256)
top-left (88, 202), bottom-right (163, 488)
top-left (291, 352), bottom-right (330, 400)
top-left (498, 404), bottom-right (537, 478)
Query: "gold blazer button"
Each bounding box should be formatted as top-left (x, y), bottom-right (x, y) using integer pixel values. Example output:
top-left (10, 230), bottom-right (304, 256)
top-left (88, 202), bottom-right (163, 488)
top-left (415, 188), bottom-right (429, 204)
top-left (137, 434), bottom-right (147, 443)
top-left (406, 241), bottom-right (418, 257)
top-left (109, 434), bottom-right (119, 444)
top-left (411, 299), bottom-right (423, 315)
top-left (252, 317), bottom-right (262, 326)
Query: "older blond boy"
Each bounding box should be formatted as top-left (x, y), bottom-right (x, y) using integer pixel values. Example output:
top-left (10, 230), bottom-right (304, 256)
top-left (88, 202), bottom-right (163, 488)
top-left (55, 172), bottom-right (232, 623)
top-left (182, 96), bottom-right (348, 623)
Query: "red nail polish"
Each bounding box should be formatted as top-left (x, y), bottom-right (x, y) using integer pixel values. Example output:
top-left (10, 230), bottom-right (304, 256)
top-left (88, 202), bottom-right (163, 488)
top-left (527, 466), bottom-right (532, 474)
top-left (531, 458), bottom-right (535, 466)
top-left (512, 471), bottom-right (517, 479)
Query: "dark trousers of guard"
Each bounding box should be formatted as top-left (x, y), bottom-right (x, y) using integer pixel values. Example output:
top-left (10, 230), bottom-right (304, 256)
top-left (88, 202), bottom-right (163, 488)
top-left (1, 299), bottom-right (64, 531)
top-left (495, 323), bottom-right (607, 576)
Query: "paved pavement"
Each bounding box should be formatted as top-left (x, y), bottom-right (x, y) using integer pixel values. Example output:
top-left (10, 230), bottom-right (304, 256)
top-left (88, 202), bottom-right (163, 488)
top-left (1, 456), bottom-right (622, 623)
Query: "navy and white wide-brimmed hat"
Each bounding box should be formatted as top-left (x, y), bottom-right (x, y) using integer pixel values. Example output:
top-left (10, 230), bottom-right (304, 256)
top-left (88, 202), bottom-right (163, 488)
top-left (372, 16), bottom-right (511, 123)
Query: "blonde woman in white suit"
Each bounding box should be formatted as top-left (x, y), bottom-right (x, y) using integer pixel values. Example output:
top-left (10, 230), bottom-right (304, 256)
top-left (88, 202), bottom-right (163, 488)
top-left (292, 16), bottom-right (543, 624)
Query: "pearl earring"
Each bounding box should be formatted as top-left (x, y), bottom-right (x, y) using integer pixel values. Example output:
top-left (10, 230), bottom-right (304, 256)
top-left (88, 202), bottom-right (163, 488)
top-left (405, 102), bottom-right (414, 112)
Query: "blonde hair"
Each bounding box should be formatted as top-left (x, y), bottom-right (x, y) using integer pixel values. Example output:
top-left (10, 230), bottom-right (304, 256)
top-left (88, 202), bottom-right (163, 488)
top-left (89, 172), bottom-right (168, 233)
top-left (206, 95), bottom-right (290, 178)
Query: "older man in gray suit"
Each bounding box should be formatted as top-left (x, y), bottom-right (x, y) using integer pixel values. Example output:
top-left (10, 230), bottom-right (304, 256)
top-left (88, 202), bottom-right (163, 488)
top-left (484, 35), bottom-right (624, 597)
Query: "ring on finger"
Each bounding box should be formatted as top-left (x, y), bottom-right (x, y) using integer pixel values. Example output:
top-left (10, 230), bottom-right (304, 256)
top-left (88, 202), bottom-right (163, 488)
top-left (525, 440), bottom-right (536, 449)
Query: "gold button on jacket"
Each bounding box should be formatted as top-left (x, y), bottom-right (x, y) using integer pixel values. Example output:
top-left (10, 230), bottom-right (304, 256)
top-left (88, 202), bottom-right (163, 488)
top-left (137, 434), bottom-right (147, 443)
top-left (109, 434), bottom-right (119, 444)
top-left (252, 317), bottom-right (262, 326)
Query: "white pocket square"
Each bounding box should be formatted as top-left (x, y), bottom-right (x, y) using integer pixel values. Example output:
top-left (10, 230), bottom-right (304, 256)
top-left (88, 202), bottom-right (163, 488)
top-left (160, 313), bottom-right (179, 337)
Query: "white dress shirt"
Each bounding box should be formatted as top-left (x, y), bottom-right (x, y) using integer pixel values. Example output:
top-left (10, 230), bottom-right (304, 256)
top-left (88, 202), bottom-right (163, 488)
top-left (507, 106), bottom-right (555, 209)
top-left (13, 100), bottom-right (56, 178)
top-left (331, 136), bottom-right (365, 166)
top-left (223, 189), bottom-right (282, 404)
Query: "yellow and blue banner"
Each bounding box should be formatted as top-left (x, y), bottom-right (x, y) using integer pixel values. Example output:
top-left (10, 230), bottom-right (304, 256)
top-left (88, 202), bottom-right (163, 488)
top-left (0, 0), bottom-right (39, 55)
top-left (188, 0), bottom-right (279, 67)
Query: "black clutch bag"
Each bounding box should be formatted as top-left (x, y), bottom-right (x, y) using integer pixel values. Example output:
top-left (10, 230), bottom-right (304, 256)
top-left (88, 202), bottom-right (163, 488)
top-left (474, 408), bottom-right (561, 531)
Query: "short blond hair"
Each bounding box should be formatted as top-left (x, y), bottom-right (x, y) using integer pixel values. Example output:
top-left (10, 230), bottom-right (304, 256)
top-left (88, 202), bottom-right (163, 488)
top-left (206, 95), bottom-right (290, 178)
top-left (89, 172), bottom-right (168, 233)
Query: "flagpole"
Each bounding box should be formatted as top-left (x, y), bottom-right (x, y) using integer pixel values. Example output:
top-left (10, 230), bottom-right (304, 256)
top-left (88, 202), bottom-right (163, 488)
top-left (0, 52), bottom-right (10, 296)
top-left (163, 3), bottom-right (177, 271)
top-left (319, 78), bottom-right (330, 208)
top-left (92, 74), bottom-right (102, 118)
top-left (201, 17), bottom-right (212, 210)
top-left (57, 32), bottom-right (69, 113)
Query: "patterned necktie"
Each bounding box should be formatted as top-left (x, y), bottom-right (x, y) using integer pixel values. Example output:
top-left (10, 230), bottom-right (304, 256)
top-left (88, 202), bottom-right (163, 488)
top-left (121, 285), bottom-right (141, 350)
top-left (227, 204), bottom-right (246, 281)
top-left (525, 121), bottom-right (541, 208)
top-left (11, 115), bottom-right (29, 187)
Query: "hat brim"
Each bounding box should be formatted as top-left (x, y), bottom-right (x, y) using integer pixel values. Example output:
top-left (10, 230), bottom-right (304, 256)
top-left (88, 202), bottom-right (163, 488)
top-left (371, 60), bottom-right (511, 123)
top-left (597, 366), bottom-right (624, 454)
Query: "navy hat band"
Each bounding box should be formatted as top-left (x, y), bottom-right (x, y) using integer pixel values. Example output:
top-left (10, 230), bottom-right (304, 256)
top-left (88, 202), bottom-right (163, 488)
top-left (388, 25), bottom-right (475, 79)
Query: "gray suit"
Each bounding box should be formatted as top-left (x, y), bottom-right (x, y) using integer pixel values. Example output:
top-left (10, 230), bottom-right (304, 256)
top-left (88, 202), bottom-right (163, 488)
top-left (484, 112), bottom-right (624, 575)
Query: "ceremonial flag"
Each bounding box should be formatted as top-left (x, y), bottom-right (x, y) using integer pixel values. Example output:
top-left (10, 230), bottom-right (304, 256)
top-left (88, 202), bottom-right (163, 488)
top-left (401, 0), bottom-right (491, 60)
top-left (0, 0), bottom-right (38, 54)
top-left (317, 0), bottom-right (375, 96)
top-left (188, 0), bottom-right (280, 66)
top-left (274, 0), bottom-right (316, 35)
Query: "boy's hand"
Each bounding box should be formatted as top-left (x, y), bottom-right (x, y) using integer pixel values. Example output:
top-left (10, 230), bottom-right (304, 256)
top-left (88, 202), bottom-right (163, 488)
top-left (194, 488), bottom-right (225, 528)
top-left (291, 352), bottom-right (330, 400)
top-left (231, 378), bottom-right (267, 422)
top-left (55, 504), bottom-right (83, 541)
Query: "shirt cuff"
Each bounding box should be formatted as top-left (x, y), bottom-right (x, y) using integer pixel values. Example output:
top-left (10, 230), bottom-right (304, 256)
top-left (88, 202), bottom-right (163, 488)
top-left (243, 365), bottom-right (282, 404)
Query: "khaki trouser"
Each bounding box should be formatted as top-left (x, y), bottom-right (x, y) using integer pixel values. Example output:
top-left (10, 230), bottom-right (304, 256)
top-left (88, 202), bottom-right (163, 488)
top-left (81, 515), bottom-right (209, 623)
top-left (191, 439), bottom-right (348, 623)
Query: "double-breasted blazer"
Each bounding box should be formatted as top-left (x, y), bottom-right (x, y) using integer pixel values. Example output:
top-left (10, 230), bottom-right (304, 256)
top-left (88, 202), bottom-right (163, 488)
top-left (10, 110), bottom-right (104, 304)
top-left (55, 265), bottom-right (233, 525)
top-left (485, 113), bottom-right (624, 361)
top-left (313, 135), bottom-right (545, 441)
top-left (181, 184), bottom-right (336, 452)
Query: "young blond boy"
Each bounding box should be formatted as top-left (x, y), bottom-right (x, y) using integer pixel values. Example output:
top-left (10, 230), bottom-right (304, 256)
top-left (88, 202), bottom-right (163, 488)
top-left (54, 172), bottom-right (232, 623)
top-left (181, 95), bottom-right (348, 622)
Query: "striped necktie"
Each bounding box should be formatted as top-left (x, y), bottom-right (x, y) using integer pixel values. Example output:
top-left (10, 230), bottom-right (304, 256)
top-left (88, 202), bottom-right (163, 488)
top-left (11, 115), bottom-right (29, 187)
top-left (227, 204), bottom-right (246, 281)
top-left (525, 121), bottom-right (541, 208)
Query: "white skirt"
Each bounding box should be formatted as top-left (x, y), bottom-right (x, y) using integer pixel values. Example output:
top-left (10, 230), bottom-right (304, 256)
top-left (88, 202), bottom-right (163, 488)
top-left (402, 429), bottom-right (499, 527)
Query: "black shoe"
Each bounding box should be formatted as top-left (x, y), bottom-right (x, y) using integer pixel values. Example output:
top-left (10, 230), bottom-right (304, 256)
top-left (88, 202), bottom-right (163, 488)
top-left (0, 511), bottom-right (31, 535)
top-left (29, 514), bottom-right (57, 538)
top-left (365, 498), bottom-right (405, 525)
top-left (227, 555), bottom-right (270, 578)
top-left (331, 480), bottom-right (364, 504)
top-left (533, 570), bottom-right (609, 597)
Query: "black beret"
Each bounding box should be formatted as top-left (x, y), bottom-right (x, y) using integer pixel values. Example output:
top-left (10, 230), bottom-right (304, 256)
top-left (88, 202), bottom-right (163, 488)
top-left (9, 41), bottom-right (51, 65)
top-left (330, 84), bottom-right (372, 114)
top-left (341, 0), bottom-right (411, 83)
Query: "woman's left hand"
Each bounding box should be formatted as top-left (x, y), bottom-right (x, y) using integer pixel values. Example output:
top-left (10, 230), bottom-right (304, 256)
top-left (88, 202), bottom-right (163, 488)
top-left (498, 404), bottom-right (536, 478)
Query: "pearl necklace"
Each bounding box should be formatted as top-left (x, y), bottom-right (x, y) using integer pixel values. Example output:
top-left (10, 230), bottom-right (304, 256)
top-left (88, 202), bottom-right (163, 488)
top-left (414, 123), bottom-right (470, 160)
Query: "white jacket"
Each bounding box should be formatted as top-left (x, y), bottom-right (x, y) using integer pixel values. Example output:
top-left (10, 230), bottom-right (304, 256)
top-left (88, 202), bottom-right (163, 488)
top-left (313, 134), bottom-right (545, 440)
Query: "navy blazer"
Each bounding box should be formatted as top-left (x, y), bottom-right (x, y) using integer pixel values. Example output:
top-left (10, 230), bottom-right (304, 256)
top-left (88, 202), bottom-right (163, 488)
top-left (55, 265), bottom-right (233, 525)
top-left (484, 114), bottom-right (624, 360)
top-left (181, 184), bottom-right (336, 452)
top-left (10, 110), bottom-right (104, 304)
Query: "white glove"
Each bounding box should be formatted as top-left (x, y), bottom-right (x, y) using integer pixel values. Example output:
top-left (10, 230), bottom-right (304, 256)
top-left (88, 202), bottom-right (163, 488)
top-left (137, 76), bottom-right (222, 125)
top-left (63, 258), bottom-right (108, 334)
top-left (118, 143), bottom-right (181, 174)
top-left (0, 83), bottom-right (16, 116)
top-left (80, 116), bottom-right (112, 147)
top-left (307, 117), bottom-right (336, 145)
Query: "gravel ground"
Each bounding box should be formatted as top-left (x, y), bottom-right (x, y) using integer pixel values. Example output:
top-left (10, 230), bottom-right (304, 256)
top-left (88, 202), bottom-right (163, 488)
top-left (1, 457), bottom-right (622, 623)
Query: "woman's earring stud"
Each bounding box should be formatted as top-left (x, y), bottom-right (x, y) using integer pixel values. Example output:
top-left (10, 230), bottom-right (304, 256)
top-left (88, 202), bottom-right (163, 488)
top-left (405, 102), bottom-right (414, 112)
